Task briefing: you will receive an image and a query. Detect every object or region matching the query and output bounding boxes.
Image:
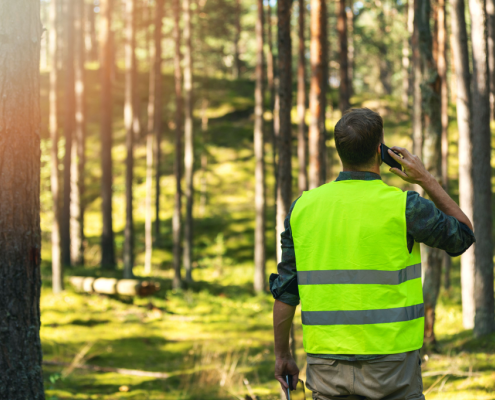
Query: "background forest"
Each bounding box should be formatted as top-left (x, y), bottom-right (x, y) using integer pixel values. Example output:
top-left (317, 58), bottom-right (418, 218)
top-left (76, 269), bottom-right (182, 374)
top-left (4, 0), bottom-right (495, 398)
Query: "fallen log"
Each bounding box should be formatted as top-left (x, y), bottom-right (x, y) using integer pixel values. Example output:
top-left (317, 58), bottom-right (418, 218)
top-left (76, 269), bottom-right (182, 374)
top-left (43, 360), bottom-right (169, 379)
top-left (69, 276), bottom-right (160, 297)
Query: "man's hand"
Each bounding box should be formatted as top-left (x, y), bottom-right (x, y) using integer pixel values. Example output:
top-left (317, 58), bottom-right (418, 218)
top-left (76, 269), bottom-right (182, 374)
top-left (387, 146), bottom-right (434, 185)
top-left (274, 355), bottom-right (299, 399)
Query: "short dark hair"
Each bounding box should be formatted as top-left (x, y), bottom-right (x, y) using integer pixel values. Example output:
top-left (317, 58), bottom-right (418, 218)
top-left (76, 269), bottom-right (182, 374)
top-left (334, 108), bottom-right (383, 167)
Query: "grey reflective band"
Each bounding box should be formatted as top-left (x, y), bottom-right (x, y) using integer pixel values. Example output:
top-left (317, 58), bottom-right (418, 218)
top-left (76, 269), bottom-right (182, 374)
top-left (297, 263), bottom-right (421, 286)
top-left (301, 303), bottom-right (425, 326)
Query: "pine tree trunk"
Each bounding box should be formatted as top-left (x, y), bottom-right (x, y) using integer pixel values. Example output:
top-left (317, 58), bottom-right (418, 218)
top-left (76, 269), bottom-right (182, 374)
top-left (71, 0), bottom-right (86, 266)
top-left (412, 0), bottom-right (423, 160)
top-left (338, 0), bottom-right (350, 112)
top-left (0, 1), bottom-right (45, 396)
top-left (276, 0), bottom-right (293, 264)
top-left (487, 0), bottom-right (495, 119)
top-left (451, 0), bottom-right (475, 329)
top-left (100, 0), bottom-right (116, 269)
top-left (124, 0), bottom-right (137, 279)
top-left (254, 0), bottom-right (266, 293)
top-left (435, 0), bottom-right (451, 290)
top-left (308, 0), bottom-right (327, 190)
top-left (402, 0), bottom-right (411, 108)
top-left (469, 0), bottom-right (495, 337)
top-left (233, 0), bottom-right (242, 78)
top-left (62, 0), bottom-right (75, 267)
top-left (200, 98), bottom-right (209, 216)
top-left (297, 0), bottom-right (308, 195)
top-left (346, 5), bottom-right (354, 97)
top-left (183, 0), bottom-right (194, 282)
top-left (154, 0), bottom-right (163, 244)
top-left (173, 0), bottom-right (184, 288)
top-left (50, 0), bottom-right (63, 293)
top-left (86, 3), bottom-right (98, 62)
top-left (415, 0), bottom-right (443, 347)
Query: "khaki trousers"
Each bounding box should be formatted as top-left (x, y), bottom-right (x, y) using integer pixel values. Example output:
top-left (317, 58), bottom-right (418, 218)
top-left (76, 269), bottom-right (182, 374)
top-left (306, 351), bottom-right (425, 400)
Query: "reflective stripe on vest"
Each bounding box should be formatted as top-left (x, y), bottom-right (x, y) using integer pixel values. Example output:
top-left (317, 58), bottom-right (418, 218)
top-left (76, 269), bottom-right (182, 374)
top-left (291, 179), bottom-right (424, 355)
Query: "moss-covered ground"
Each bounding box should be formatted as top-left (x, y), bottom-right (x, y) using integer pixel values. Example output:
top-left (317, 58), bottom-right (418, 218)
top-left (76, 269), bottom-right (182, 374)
top-left (39, 70), bottom-right (495, 399)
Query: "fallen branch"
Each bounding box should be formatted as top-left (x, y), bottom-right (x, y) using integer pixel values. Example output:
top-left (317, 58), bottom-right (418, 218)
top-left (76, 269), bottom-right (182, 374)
top-left (69, 276), bottom-right (160, 297)
top-left (43, 360), bottom-right (169, 379)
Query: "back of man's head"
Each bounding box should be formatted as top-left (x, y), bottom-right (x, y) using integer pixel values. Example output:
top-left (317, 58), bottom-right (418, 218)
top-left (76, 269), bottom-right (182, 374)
top-left (334, 108), bottom-right (383, 168)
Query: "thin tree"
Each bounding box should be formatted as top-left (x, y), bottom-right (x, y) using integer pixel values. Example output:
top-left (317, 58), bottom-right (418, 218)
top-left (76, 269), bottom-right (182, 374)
top-left (123, 0), bottom-right (138, 279)
top-left (254, 0), bottom-right (266, 293)
top-left (145, 0), bottom-right (164, 275)
top-left (338, 0), bottom-right (350, 112)
top-left (411, 0), bottom-right (423, 159)
top-left (100, 0), bottom-right (116, 269)
top-left (183, 0), bottom-right (194, 282)
top-left (487, 0), bottom-right (495, 119)
top-left (71, 0), bottom-right (86, 266)
top-left (347, 4), bottom-right (355, 97)
top-left (402, 0), bottom-right (411, 108)
top-left (233, 0), bottom-right (242, 78)
top-left (469, 0), bottom-right (495, 336)
top-left (50, 0), bottom-right (63, 293)
top-left (451, 0), bottom-right (475, 329)
top-left (173, 0), bottom-right (184, 288)
top-left (85, 2), bottom-right (98, 62)
top-left (308, 0), bottom-right (327, 190)
top-left (415, 0), bottom-right (443, 346)
top-left (199, 98), bottom-right (209, 216)
top-left (62, 0), bottom-right (75, 267)
top-left (0, 1), bottom-right (45, 396)
top-left (297, 0), bottom-right (308, 194)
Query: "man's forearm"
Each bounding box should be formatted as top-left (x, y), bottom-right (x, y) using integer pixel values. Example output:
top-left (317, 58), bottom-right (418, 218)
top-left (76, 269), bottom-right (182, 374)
top-left (420, 175), bottom-right (474, 231)
top-left (273, 299), bottom-right (296, 358)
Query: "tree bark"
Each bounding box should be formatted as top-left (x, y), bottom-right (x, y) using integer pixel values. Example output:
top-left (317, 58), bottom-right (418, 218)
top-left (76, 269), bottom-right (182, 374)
top-left (154, 0), bottom-right (163, 245)
top-left (85, 2), bottom-right (98, 62)
top-left (62, 0), bottom-right (75, 267)
top-left (183, 0), bottom-right (194, 282)
top-left (173, 0), bottom-right (183, 289)
top-left (254, 0), bottom-right (266, 293)
top-left (200, 98), bottom-right (209, 216)
top-left (49, 0), bottom-right (63, 293)
top-left (402, 0), bottom-right (411, 108)
top-left (468, 0), bottom-right (495, 337)
top-left (100, 0), bottom-right (116, 269)
top-left (415, 0), bottom-right (443, 346)
top-left (451, 0), bottom-right (475, 329)
top-left (276, 0), bottom-right (293, 264)
top-left (487, 0), bottom-right (495, 119)
top-left (123, 0), bottom-right (138, 279)
top-left (412, 0), bottom-right (423, 159)
top-left (338, 0), bottom-right (350, 112)
top-left (308, 0), bottom-right (327, 190)
top-left (0, 1), bottom-right (45, 396)
top-left (71, 0), bottom-right (86, 266)
top-left (346, 5), bottom-right (354, 97)
top-left (297, 0), bottom-right (308, 195)
top-left (233, 0), bottom-right (242, 78)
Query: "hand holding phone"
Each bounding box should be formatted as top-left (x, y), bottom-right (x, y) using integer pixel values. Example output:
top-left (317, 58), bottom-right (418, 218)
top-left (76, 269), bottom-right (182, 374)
top-left (380, 143), bottom-right (402, 171)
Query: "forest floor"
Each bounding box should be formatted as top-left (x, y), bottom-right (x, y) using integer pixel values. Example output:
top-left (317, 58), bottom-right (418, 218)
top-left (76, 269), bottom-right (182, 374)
top-left (39, 71), bottom-right (495, 399)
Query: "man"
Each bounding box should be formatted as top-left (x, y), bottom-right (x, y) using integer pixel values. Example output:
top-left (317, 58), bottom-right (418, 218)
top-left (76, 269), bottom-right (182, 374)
top-left (270, 108), bottom-right (475, 400)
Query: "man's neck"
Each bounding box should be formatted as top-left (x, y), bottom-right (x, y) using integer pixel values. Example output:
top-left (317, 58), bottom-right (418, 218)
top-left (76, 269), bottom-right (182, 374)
top-left (342, 164), bottom-right (381, 176)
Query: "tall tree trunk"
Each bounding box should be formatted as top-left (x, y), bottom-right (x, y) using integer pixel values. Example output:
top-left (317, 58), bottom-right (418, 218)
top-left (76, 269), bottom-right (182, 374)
top-left (154, 0), bottom-right (164, 244)
top-left (297, 0), bottom-right (308, 194)
top-left (451, 0), bottom-right (475, 329)
top-left (62, 0), bottom-right (75, 267)
top-left (412, 0), bottom-right (423, 159)
top-left (0, 1), bottom-right (45, 396)
top-left (86, 2), bottom-right (98, 62)
top-left (346, 4), bottom-right (354, 97)
top-left (50, 0), bottom-right (63, 293)
top-left (469, 0), bottom-right (495, 337)
top-left (415, 0), bottom-right (443, 347)
top-left (308, 0), bottom-right (327, 190)
top-left (254, 0), bottom-right (266, 293)
top-left (338, 0), bottom-right (350, 112)
top-left (173, 0), bottom-right (183, 289)
top-left (402, 0), bottom-right (411, 108)
top-left (123, 0), bottom-right (137, 279)
top-left (435, 0), bottom-right (452, 290)
top-left (183, 0), bottom-right (194, 282)
top-left (71, 0), bottom-right (86, 266)
top-left (487, 0), bottom-right (495, 119)
top-left (100, 0), bottom-right (116, 269)
top-left (200, 98), bottom-right (209, 216)
top-left (277, 0), bottom-right (292, 262)
top-left (233, 0), bottom-right (242, 78)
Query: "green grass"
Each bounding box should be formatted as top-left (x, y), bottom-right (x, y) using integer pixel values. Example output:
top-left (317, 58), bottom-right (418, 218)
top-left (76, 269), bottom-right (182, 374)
top-left (39, 70), bottom-right (495, 399)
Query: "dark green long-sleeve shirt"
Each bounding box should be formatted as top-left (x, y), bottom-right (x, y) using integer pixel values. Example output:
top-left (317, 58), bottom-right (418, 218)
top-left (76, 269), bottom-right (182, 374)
top-left (270, 171), bottom-right (475, 361)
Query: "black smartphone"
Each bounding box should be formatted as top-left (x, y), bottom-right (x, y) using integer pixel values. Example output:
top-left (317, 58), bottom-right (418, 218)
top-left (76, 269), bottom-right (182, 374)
top-left (380, 143), bottom-right (402, 171)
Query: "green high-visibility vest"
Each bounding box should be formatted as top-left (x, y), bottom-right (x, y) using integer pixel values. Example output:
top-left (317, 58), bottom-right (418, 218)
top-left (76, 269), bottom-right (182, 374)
top-left (291, 179), bottom-right (424, 355)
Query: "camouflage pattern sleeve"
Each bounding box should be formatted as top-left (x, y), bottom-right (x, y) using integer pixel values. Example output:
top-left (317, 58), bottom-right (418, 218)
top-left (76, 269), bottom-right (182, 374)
top-left (406, 191), bottom-right (476, 256)
top-left (269, 199), bottom-right (300, 306)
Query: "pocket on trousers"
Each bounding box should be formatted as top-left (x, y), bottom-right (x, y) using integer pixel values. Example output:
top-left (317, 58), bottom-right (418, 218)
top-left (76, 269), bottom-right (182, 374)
top-left (306, 356), bottom-right (338, 366)
top-left (306, 357), bottom-right (340, 398)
